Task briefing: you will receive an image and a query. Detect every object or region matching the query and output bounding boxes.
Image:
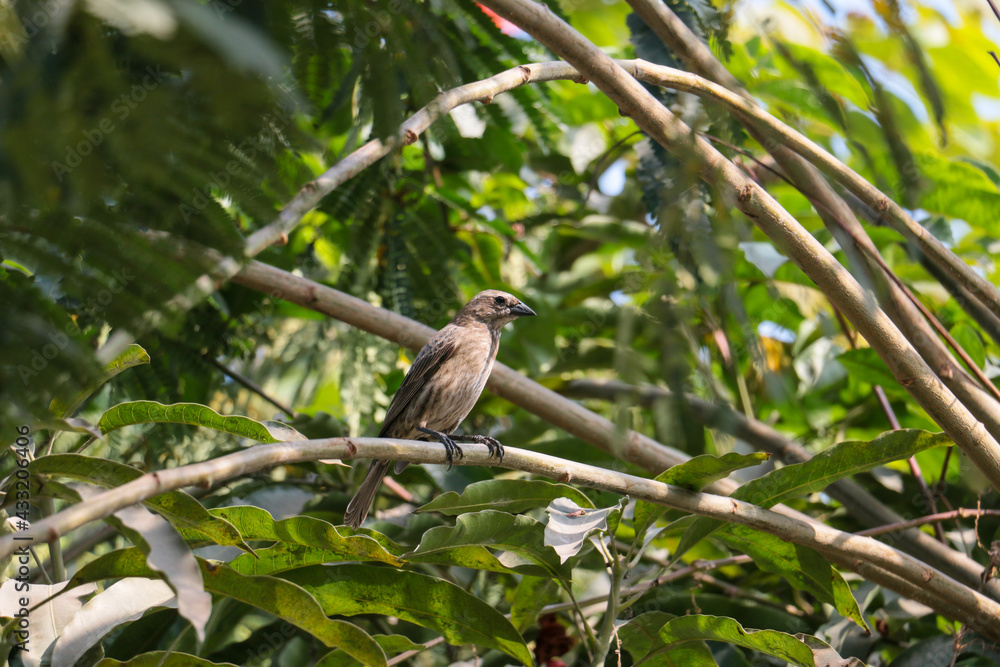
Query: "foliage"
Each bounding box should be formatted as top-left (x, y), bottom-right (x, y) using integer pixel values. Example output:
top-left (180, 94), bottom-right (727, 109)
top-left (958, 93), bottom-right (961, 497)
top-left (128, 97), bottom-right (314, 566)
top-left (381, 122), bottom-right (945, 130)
top-left (1, 0), bottom-right (1000, 665)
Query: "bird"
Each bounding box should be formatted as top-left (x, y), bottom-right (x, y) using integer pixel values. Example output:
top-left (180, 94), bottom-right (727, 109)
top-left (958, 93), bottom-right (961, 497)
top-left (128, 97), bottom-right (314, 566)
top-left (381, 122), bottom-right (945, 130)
top-left (344, 289), bottom-right (536, 528)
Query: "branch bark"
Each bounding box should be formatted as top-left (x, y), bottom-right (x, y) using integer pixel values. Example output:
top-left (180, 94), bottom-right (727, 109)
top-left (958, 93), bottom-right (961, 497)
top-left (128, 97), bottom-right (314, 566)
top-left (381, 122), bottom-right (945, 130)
top-left (4, 438), bottom-right (998, 640)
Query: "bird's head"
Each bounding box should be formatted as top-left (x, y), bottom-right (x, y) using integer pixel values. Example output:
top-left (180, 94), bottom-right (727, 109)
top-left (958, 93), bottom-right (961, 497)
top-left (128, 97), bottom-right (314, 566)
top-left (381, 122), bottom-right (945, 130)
top-left (455, 290), bottom-right (536, 329)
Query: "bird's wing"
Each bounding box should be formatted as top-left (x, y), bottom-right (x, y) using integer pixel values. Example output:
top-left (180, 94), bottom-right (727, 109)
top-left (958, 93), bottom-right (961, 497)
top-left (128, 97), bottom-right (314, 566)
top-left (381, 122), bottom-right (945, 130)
top-left (378, 330), bottom-right (457, 438)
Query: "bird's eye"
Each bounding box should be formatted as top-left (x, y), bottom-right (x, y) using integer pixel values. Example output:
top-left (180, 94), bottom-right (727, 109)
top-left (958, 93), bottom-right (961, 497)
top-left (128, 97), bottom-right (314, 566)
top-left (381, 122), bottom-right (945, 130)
top-left (494, 295), bottom-right (506, 306)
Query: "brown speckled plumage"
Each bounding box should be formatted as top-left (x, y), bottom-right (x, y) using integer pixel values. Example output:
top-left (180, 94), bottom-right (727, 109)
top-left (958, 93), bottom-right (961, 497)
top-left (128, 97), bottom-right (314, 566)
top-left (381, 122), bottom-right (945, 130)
top-left (344, 290), bottom-right (535, 528)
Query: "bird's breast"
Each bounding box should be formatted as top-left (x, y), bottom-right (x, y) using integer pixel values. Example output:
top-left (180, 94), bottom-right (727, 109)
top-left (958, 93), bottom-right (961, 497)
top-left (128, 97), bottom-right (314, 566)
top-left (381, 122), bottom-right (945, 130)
top-left (412, 327), bottom-right (499, 434)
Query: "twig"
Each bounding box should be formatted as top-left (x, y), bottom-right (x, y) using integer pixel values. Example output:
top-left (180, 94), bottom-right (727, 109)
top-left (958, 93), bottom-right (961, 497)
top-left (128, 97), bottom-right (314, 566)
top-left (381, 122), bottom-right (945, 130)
top-left (202, 354), bottom-right (297, 419)
top-left (581, 130), bottom-right (643, 207)
top-left (987, 0), bottom-right (1000, 26)
top-left (388, 636), bottom-right (444, 665)
top-left (39, 498), bottom-right (66, 582)
top-left (693, 572), bottom-right (813, 619)
top-left (831, 295), bottom-right (943, 540)
top-left (857, 509), bottom-right (1000, 538)
top-left (547, 555), bottom-right (754, 615)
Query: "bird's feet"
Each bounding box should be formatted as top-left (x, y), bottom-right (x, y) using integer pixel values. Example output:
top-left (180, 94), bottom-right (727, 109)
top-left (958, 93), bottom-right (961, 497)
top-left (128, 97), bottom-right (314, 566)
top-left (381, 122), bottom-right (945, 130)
top-left (418, 427), bottom-right (464, 470)
top-left (452, 434), bottom-right (504, 464)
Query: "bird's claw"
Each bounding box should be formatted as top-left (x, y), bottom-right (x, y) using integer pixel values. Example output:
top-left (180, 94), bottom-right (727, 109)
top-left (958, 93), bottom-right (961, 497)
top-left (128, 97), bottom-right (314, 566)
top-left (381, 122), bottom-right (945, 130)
top-left (482, 436), bottom-right (504, 464)
top-left (441, 434), bottom-right (464, 470)
top-left (452, 434), bottom-right (504, 464)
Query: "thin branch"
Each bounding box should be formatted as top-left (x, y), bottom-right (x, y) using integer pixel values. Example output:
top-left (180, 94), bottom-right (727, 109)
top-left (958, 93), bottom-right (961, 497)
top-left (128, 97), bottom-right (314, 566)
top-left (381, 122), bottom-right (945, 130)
top-left (831, 296), bottom-right (943, 540)
top-left (693, 572), bottom-right (815, 619)
top-left (857, 509), bottom-right (1000, 538)
top-left (548, 555), bottom-right (754, 615)
top-left (3, 438), bottom-right (998, 639)
top-left (918, 249), bottom-right (1000, 350)
top-left (202, 354), bottom-right (297, 419)
top-left (243, 63), bottom-right (588, 257)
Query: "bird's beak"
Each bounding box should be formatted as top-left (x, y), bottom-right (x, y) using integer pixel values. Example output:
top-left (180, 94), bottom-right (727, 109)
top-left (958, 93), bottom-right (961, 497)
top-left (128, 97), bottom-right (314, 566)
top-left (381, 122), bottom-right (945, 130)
top-left (510, 302), bottom-right (536, 318)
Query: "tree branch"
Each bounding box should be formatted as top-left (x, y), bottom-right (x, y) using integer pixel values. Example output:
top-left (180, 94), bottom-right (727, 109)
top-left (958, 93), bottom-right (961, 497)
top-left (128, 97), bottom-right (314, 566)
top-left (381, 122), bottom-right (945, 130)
top-left (857, 509), bottom-right (1000, 538)
top-left (476, 0), bottom-right (1000, 496)
top-left (3, 438), bottom-right (998, 639)
top-left (243, 63), bottom-right (587, 257)
top-left (628, 0), bottom-right (1000, 453)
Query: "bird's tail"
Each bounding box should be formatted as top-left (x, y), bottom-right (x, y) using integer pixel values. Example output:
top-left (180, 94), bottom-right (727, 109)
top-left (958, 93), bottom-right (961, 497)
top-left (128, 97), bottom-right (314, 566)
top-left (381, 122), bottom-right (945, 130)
top-left (344, 459), bottom-right (391, 528)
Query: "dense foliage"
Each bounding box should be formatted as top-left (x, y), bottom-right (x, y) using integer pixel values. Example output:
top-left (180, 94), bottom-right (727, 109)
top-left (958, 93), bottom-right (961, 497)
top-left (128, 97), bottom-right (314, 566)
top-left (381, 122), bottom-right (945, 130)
top-left (2, 0), bottom-right (1000, 665)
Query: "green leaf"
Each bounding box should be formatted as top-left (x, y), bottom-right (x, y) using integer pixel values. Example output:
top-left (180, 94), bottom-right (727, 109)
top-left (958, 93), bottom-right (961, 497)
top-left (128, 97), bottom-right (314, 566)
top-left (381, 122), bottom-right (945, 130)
top-left (718, 526), bottom-right (867, 630)
top-left (837, 347), bottom-right (899, 389)
top-left (29, 454), bottom-right (249, 551)
top-left (68, 547), bottom-right (151, 588)
top-left (69, 553), bottom-right (386, 667)
top-left (950, 322), bottom-right (986, 370)
top-left (404, 510), bottom-right (570, 579)
top-left (734, 429), bottom-right (948, 508)
top-left (657, 615), bottom-right (844, 667)
top-left (283, 564), bottom-right (533, 666)
top-left (98, 400), bottom-right (305, 443)
top-left (675, 430), bottom-right (949, 560)
top-left (510, 576), bottom-right (561, 633)
top-left (618, 612), bottom-right (716, 666)
top-left (634, 452), bottom-right (771, 537)
top-left (417, 479), bottom-right (594, 516)
top-left (917, 153), bottom-right (1000, 234)
top-left (210, 506), bottom-right (403, 565)
top-left (51, 344), bottom-right (151, 417)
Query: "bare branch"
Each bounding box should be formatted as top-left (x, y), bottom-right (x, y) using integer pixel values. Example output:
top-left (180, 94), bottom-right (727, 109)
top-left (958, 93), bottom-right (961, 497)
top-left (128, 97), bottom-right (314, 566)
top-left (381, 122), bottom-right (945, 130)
top-left (243, 63), bottom-right (587, 258)
top-left (858, 509), bottom-right (1000, 538)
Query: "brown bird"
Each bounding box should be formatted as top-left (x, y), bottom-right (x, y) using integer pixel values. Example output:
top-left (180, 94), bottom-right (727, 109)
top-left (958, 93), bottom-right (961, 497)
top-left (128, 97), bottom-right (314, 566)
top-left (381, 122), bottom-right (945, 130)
top-left (344, 290), bottom-right (536, 528)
